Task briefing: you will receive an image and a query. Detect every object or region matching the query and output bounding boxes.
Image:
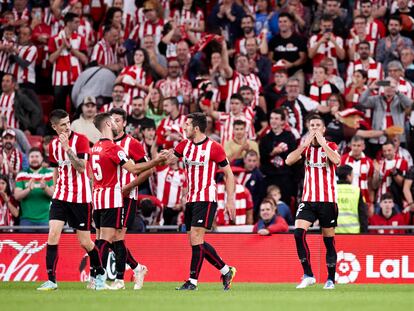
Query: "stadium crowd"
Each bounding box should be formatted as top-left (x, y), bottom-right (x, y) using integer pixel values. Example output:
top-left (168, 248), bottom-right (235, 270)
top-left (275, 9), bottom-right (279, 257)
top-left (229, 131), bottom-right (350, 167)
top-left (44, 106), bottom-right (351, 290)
top-left (0, 0), bottom-right (414, 234)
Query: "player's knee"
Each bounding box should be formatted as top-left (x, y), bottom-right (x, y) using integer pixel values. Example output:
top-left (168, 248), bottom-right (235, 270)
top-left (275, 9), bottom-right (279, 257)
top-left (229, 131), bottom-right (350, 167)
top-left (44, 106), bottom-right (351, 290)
top-left (294, 228), bottom-right (305, 241)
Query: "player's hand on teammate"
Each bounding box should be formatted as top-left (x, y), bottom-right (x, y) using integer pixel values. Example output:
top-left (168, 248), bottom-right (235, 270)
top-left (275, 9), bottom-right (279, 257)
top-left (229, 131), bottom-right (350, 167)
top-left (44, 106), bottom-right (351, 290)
top-left (156, 149), bottom-right (171, 165)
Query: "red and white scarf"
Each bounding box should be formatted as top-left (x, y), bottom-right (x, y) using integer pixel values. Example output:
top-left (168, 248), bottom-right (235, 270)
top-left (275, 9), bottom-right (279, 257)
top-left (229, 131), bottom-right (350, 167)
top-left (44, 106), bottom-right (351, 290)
top-left (309, 81), bottom-right (333, 106)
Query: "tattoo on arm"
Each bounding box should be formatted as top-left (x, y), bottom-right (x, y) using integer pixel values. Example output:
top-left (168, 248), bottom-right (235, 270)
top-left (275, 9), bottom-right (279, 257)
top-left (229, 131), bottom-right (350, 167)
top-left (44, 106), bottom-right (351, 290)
top-left (66, 149), bottom-right (85, 172)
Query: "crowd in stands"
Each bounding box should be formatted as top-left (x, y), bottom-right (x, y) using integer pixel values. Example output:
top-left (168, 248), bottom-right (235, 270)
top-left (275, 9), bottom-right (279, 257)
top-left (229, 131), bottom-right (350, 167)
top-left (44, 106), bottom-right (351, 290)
top-left (0, 0), bottom-right (414, 234)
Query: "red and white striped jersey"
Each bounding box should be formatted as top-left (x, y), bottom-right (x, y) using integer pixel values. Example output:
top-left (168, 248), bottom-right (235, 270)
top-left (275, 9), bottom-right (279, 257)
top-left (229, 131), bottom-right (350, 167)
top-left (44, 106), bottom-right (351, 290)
top-left (156, 114), bottom-right (187, 149)
top-left (341, 152), bottom-right (374, 203)
top-left (174, 137), bottom-right (228, 203)
top-left (308, 33), bottom-right (344, 72)
top-left (48, 30), bottom-right (87, 86)
top-left (77, 18), bottom-right (95, 46)
top-left (12, 7), bottom-right (29, 23)
top-left (156, 165), bottom-right (187, 208)
top-left (129, 19), bottom-right (164, 47)
top-left (377, 155), bottom-right (408, 200)
top-left (0, 197), bottom-right (14, 226)
top-left (302, 142), bottom-right (339, 203)
top-left (366, 19), bottom-right (386, 40)
top-left (90, 38), bottom-right (117, 66)
top-left (155, 77), bottom-right (192, 101)
top-left (120, 65), bottom-right (152, 100)
top-left (1, 147), bottom-right (22, 176)
top-left (9, 44), bottom-right (38, 84)
top-left (171, 8), bottom-right (205, 41)
top-left (49, 132), bottom-right (92, 203)
top-left (0, 39), bottom-right (14, 73)
top-left (345, 33), bottom-right (377, 60)
top-left (346, 58), bottom-right (383, 86)
top-left (234, 37), bottom-right (262, 55)
top-left (237, 171), bottom-right (252, 186)
top-left (114, 133), bottom-right (147, 200)
top-left (216, 182), bottom-right (253, 225)
top-left (0, 92), bottom-right (17, 128)
top-left (100, 100), bottom-right (132, 115)
top-left (222, 71), bottom-right (262, 111)
top-left (217, 111), bottom-right (256, 145)
top-left (91, 138), bottom-right (130, 210)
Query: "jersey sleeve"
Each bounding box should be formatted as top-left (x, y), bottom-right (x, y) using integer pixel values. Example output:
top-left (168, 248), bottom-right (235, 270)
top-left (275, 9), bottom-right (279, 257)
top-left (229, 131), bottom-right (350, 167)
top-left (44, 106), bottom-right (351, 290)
top-left (76, 135), bottom-right (91, 160)
top-left (327, 141), bottom-right (339, 152)
top-left (174, 140), bottom-right (187, 158)
top-left (109, 144), bottom-right (130, 166)
top-left (47, 36), bottom-right (57, 54)
top-left (211, 142), bottom-right (228, 167)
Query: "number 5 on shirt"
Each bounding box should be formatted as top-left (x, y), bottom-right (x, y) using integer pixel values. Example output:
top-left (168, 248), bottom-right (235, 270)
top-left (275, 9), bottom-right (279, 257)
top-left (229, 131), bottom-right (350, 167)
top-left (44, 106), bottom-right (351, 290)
top-left (92, 155), bottom-right (103, 181)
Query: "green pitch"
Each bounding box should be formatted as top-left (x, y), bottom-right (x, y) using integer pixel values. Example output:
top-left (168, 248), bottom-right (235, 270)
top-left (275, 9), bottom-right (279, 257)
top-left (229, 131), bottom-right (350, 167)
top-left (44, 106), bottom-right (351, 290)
top-left (1, 282), bottom-right (413, 311)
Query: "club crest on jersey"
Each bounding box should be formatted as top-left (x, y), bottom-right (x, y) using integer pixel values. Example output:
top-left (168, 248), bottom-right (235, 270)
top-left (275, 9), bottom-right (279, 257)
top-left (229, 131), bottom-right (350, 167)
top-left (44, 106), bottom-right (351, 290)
top-left (117, 151), bottom-right (128, 162)
top-left (199, 150), bottom-right (206, 157)
top-left (321, 152), bottom-right (326, 158)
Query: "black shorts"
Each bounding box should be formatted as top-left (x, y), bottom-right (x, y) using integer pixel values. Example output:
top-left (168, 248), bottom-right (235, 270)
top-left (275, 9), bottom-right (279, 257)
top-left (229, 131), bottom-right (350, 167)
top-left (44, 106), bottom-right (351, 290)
top-left (93, 208), bottom-right (123, 229)
top-left (185, 201), bottom-right (217, 231)
top-left (49, 199), bottom-right (92, 231)
top-left (295, 201), bottom-right (338, 228)
top-left (122, 198), bottom-right (137, 228)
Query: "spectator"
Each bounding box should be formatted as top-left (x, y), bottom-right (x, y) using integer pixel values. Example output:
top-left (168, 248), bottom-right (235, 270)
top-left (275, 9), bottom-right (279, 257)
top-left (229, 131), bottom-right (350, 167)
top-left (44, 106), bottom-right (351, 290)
top-left (346, 15), bottom-right (376, 61)
top-left (336, 164), bottom-right (368, 233)
top-left (0, 73), bottom-right (41, 134)
top-left (375, 15), bottom-right (413, 72)
top-left (71, 96), bottom-right (101, 144)
top-left (259, 108), bottom-right (297, 205)
top-left (358, 77), bottom-right (412, 147)
top-left (253, 197), bottom-right (289, 235)
top-left (216, 172), bottom-right (254, 226)
top-left (156, 161), bottom-right (186, 226)
top-left (145, 85), bottom-right (165, 126)
top-left (264, 63), bottom-right (288, 114)
top-left (358, 0), bottom-right (386, 40)
top-left (394, 0), bottom-right (414, 40)
top-left (346, 40), bottom-right (384, 87)
top-left (100, 83), bottom-right (131, 114)
top-left (344, 69), bottom-right (369, 115)
top-left (306, 65), bottom-right (340, 107)
top-left (237, 150), bottom-right (265, 219)
top-left (308, 14), bottom-right (345, 73)
top-left (369, 193), bottom-right (410, 234)
top-left (373, 140), bottom-right (408, 206)
top-left (266, 185), bottom-right (294, 225)
top-left (208, 0), bottom-right (245, 45)
top-left (245, 37), bottom-right (271, 87)
top-left (391, 134), bottom-right (413, 167)
top-left (0, 116), bottom-right (31, 154)
top-left (48, 12), bottom-right (88, 111)
top-left (0, 174), bottom-right (18, 227)
top-left (224, 120), bottom-right (259, 165)
top-left (142, 34), bottom-right (167, 80)
top-left (268, 12), bottom-right (307, 92)
top-left (125, 96), bottom-right (153, 139)
top-left (387, 60), bottom-right (413, 99)
top-left (239, 85), bottom-right (268, 136)
top-left (155, 58), bottom-right (192, 111)
top-left (320, 57), bottom-right (345, 94)
top-left (341, 135), bottom-right (375, 213)
top-left (155, 97), bottom-right (186, 149)
top-left (0, 26), bottom-right (16, 81)
top-left (284, 0), bottom-right (311, 35)
top-left (0, 129), bottom-right (22, 181)
top-left (400, 47), bottom-right (414, 83)
top-left (170, 0), bottom-right (205, 42)
top-left (176, 41), bottom-right (191, 78)
top-left (234, 15), bottom-right (259, 55)
top-left (14, 147), bottom-right (54, 232)
top-left (136, 194), bottom-right (163, 228)
top-left (139, 118), bottom-right (156, 156)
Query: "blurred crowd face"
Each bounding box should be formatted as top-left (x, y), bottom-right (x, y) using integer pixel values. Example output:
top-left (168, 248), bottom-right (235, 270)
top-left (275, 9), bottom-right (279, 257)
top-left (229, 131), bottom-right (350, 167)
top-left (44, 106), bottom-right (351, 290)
top-left (353, 17), bottom-right (367, 34)
top-left (131, 98), bottom-right (146, 117)
top-left (387, 66), bottom-right (403, 81)
top-left (67, 17), bottom-right (80, 33)
top-left (259, 202), bottom-right (276, 222)
top-left (235, 55), bottom-right (249, 75)
top-left (105, 28), bottom-right (119, 45)
top-left (134, 49), bottom-right (145, 65)
top-left (162, 99), bottom-right (175, 115)
top-left (14, 0), bottom-right (28, 11)
top-left (241, 16), bottom-right (254, 33)
top-left (2, 75), bottom-right (15, 93)
top-left (113, 0), bottom-right (124, 8)
top-left (177, 41), bottom-right (190, 63)
top-left (150, 88), bottom-right (161, 104)
top-left (313, 67), bottom-right (327, 84)
top-left (309, 118), bottom-right (325, 135)
top-left (397, 0), bottom-right (410, 10)
top-left (278, 16), bottom-right (293, 33)
top-left (229, 98), bottom-right (243, 115)
top-left (143, 35), bottom-right (155, 50)
top-left (144, 8), bottom-right (157, 22)
top-left (82, 103), bottom-right (97, 119)
top-left (210, 52), bottom-right (222, 68)
top-left (286, 79), bottom-right (300, 99)
top-left (244, 153), bottom-right (259, 171)
top-left (70, 2), bottom-right (83, 15)
top-left (240, 89), bottom-right (254, 105)
top-left (353, 71), bottom-right (366, 87)
top-left (142, 127), bottom-right (156, 143)
top-left (382, 143), bottom-right (396, 161)
top-left (325, 0), bottom-right (340, 16)
top-left (0, 178), bottom-right (7, 193)
top-left (380, 198), bottom-right (394, 218)
top-left (269, 112), bottom-right (284, 131)
top-left (2, 134), bottom-right (15, 151)
top-left (233, 123), bottom-right (246, 141)
top-left (357, 43), bottom-right (370, 60)
top-left (388, 19), bottom-right (402, 36)
top-left (112, 85), bottom-right (124, 102)
top-left (361, 2), bottom-right (373, 18)
top-left (28, 150), bottom-right (43, 170)
top-left (274, 72), bottom-right (288, 88)
top-left (19, 26), bottom-right (31, 45)
top-left (320, 19), bottom-right (333, 33)
top-left (400, 48), bottom-right (414, 65)
top-left (112, 11), bottom-right (123, 27)
top-left (350, 139), bottom-right (365, 158)
top-left (167, 60), bottom-right (181, 78)
top-left (383, 78), bottom-right (397, 98)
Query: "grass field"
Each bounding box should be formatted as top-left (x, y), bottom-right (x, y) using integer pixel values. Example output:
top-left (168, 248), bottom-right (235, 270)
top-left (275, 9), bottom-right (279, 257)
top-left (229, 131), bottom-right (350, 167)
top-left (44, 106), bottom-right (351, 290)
top-left (1, 282), bottom-right (413, 311)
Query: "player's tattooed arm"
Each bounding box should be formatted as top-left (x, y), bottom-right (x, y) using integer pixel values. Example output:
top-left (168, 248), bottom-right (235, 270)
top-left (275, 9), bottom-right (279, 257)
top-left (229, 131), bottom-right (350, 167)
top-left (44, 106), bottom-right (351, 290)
top-left (66, 148), bottom-right (86, 173)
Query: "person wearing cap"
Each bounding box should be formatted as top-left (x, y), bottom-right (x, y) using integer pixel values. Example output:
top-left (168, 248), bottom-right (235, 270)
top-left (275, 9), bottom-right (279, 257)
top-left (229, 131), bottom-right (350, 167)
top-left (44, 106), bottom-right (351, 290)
top-left (0, 129), bottom-right (23, 181)
top-left (71, 96), bottom-right (101, 144)
top-left (387, 60), bottom-right (413, 99)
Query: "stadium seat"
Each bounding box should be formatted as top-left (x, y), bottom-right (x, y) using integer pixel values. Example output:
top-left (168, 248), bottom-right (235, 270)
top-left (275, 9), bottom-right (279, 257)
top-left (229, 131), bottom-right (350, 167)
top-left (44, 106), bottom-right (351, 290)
top-left (26, 135), bottom-right (44, 152)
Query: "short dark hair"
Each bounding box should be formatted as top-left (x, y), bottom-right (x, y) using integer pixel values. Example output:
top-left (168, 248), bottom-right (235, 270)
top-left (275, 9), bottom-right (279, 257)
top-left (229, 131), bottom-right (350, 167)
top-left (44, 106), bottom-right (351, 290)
top-left (321, 14), bottom-right (333, 23)
top-left (357, 40), bottom-right (370, 50)
top-left (354, 15), bottom-right (367, 23)
top-left (383, 139), bottom-right (395, 148)
top-left (187, 112), bottom-right (207, 133)
top-left (233, 119), bottom-right (246, 127)
top-left (239, 85), bottom-right (254, 93)
top-left (28, 147), bottom-right (43, 156)
top-left (3, 25), bottom-right (15, 33)
top-left (336, 165), bottom-right (353, 181)
top-left (110, 108), bottom-right (127, 121)
top-left (93, 112), bottom-right (111, 131)
top-left (3, 73), bottom-right (16, 83)
top-left (242, 15), bottom-right (255, 23)
top-left (380, 192), bottom-right (394, 202)
top-left (306, 113), bottom-right (325, 125)
top-left (64, 12), bottom-right (79, 25)
top-left (271, 108), bottom-right (286, 121)
top-left (351, 135), bottom-right (365, 143)
top-left (132, 96), bottom-right (144, 102)
top-left (230, 93), bottom-right (244, 103)
top-left (278, 12), bottom-right (294, 22)
top-left (164, 96), bottom-right (179, 107)
top-left (245, 149), bottom-right (258, 158)
top-left (360, 0), bottom-right (372, 5)
top-left (388, 14), bottom-right (402, 25)
top-left (50, 109), bottom-right (69, 124)
top-left (113, 83), bottom-right (124, 90)
top-left (141, 119), bottom-right (156, 131)
top-left (355, 69), bottom-right (368, 81)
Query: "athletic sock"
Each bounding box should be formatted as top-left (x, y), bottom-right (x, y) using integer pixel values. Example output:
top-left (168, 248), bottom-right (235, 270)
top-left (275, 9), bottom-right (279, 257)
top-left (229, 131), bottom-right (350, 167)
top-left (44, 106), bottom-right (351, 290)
top-left (323, 236), bottom-right (337, 282)
top-left (203, 242), bottom-right (226, 271)
top-left (126, 246), bottom-right (138, 270)
top-left (189, 244), bottom-right (205, 282)
top-left (99, 240), bottom-right (111, 269)
top-left (46, 244), bottom-right (58, 283)
top-left (113, 240), bottom-right (127, 280)
top-left (294, 228), bottom-right (314, 277)
top-left (88, 245), bottom-right (105, 276)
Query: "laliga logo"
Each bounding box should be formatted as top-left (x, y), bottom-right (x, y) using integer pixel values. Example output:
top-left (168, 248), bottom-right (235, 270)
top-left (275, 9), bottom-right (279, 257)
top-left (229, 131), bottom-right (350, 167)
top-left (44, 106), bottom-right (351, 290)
top-left (335, 251), bottom-right (361, 284)
top-left (0, 240), bottom-right (47, 281)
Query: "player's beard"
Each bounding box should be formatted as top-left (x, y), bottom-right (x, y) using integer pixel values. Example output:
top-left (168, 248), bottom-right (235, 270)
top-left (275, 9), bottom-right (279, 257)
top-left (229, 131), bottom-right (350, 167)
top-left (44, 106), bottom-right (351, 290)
top-left (29, 163), bottom-right (42, 170)
top-left (112, 128), bottom-right (119, 137)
